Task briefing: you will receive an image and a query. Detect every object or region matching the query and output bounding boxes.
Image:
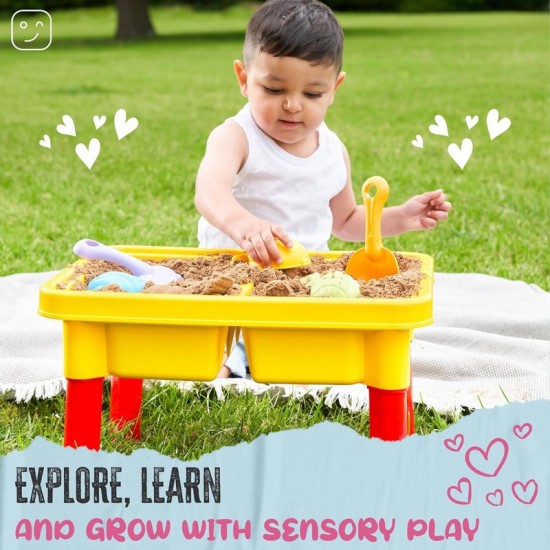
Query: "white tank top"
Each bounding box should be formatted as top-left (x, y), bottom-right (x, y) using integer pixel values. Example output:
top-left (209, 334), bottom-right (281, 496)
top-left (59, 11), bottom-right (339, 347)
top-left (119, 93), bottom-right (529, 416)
top-left (197, 103), bottom-right (347, 251)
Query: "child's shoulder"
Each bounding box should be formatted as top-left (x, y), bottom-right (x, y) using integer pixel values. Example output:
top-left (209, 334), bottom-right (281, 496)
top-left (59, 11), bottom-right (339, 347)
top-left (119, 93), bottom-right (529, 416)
top-left (205, 119), bottom-right (249, 163)
top-left (207, 119), bottom-right (246, 146)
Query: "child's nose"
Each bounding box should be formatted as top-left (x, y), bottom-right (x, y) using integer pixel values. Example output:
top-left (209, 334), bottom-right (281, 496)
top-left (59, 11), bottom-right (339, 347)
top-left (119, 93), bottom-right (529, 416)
top-left (283, 96), bottom-right (302, 113)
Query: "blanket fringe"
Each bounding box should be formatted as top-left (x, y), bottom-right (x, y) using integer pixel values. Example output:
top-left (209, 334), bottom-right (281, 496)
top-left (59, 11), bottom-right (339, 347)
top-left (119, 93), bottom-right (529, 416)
top-left (1, 378), bottom-right (369, 411)
top-left (0, 377), bottom-right (523, 416)
top-left (147, 380), bottom-right (371, 410)
top-left (0, 379), bottom-right (66, 402)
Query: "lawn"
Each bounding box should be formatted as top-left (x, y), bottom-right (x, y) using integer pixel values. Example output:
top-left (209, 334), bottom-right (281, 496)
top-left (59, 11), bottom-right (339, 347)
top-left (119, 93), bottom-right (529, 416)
top-left (0, 6), bottom-right (548, 457)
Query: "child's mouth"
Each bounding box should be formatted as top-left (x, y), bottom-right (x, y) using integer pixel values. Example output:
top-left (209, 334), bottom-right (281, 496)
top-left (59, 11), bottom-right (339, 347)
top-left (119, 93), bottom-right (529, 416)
top-left (279, 120), bottom-right (301, 128)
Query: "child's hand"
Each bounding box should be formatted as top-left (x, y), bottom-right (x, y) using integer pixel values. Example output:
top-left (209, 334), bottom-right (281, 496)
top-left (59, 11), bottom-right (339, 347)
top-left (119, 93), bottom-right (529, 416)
top-left (400, 189), bottom-right (452, 231)
top-left (235, 218), bottom-right (293, 267)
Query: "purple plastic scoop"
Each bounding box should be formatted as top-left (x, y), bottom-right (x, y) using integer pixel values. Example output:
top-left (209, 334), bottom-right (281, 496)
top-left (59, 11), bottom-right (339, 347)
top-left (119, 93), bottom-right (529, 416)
top-left (73, 239), bottom-right (182, 285)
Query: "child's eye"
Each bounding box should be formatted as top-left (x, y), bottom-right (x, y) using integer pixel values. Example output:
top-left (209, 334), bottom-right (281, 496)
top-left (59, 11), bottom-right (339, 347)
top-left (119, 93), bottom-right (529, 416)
top-left (304, 92), bottom-right (323, 99)
top-left (264, 87), bottom-right (282, 94)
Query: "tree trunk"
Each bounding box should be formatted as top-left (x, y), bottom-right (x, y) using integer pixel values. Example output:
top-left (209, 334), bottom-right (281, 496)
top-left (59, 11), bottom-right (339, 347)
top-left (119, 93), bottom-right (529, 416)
top-left (115, 0), bottom-right (156, 40)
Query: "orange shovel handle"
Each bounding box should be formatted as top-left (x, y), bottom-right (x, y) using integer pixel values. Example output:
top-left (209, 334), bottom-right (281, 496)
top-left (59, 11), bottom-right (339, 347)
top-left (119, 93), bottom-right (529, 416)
top-left (362, 176), bottom-right (389, 260)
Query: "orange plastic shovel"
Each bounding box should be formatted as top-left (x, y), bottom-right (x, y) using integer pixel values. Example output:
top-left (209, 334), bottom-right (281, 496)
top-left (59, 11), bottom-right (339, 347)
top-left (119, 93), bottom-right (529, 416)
top-left (345, 176), bottom-right (399, 281)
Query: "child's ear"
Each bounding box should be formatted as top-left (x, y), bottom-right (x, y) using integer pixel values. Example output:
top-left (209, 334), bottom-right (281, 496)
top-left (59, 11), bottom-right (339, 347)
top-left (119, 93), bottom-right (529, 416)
top-left (329, 71), bottom-right (346, 105)
top-left (234, 60), bottom-right (248, 97)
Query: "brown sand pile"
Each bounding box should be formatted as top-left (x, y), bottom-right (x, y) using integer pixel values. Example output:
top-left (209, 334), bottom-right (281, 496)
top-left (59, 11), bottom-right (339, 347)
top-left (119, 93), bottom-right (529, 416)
top-left (57, 260), bottom-right (131, 291)
top-left (59, 252), bottom-right (424, 299)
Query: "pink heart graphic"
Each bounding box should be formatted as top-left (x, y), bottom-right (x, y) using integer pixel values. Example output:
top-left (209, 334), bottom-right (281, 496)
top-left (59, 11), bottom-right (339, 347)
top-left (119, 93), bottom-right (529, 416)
top-left (485, 489), bottom-right (504, 507)
top-left (465, 438), bottom-right (509, 477)
top-left (447, 477), bottom-right (472, 505)
top-left (511, 480), bottom-right (538, 505)
top-left (444, 433), bottom-right (464, 452)
top-left (513, 423), bottom-right (532, 440)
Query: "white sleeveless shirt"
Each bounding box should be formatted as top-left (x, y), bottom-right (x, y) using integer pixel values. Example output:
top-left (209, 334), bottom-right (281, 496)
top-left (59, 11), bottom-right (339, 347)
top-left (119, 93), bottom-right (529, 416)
top-left (197, 103), bottom-right (347, 251)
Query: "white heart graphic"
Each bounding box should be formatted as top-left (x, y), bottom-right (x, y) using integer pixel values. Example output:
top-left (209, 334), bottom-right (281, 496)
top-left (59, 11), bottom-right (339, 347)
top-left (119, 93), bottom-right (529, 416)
top-left (56, 114), bottom-right (76, 137)
top-left (465, 115), bottom-right (479, 129)
top-left (487, 108), bottom-right (511, 141)
top-left (429, 114), bottom-right (448, 137)
top-left (448, 138), bottom-right (473, 170)
top-left (75, 138), bottom-right (101, 170)
top-left (93, 115), bottom-right (107, 129)
top-left (411, 134), bottom-right (423, 149)
top-left (114, 109), bottom-right (139, 140)
top-left (39, 135), bottom-right (51, 149)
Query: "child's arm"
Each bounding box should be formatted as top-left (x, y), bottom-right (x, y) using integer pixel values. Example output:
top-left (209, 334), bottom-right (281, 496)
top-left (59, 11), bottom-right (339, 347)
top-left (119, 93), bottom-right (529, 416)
top-left (195, 121), bottom-right (293, 266)
top-left (330, 147), bottom-right (452, 241)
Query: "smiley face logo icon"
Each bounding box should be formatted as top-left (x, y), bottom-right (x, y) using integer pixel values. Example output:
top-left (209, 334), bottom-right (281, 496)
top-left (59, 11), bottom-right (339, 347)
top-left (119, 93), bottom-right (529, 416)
top-left (11, 10), bottom-right (52, 51)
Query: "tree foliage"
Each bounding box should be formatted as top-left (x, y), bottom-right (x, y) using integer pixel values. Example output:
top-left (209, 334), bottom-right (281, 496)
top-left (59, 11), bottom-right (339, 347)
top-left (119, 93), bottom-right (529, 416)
top-left (0, 0), bottom-right (546, 15)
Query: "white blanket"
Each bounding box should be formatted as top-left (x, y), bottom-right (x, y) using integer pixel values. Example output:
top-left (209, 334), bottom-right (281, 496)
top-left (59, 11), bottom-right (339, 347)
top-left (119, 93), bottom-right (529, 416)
top-left (1, 271), bottom-right (548, 411)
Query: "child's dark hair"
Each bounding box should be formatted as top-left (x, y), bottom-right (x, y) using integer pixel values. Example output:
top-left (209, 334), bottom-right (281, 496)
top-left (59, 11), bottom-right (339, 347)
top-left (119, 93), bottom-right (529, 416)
top-left (243, 0), bottom-right (344, 72)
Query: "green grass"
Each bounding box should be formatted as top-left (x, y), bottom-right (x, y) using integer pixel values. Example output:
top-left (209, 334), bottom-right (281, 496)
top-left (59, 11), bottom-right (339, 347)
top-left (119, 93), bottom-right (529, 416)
top-left (0, 7), bottom-right (547, 456)
top-left (0, 7), bottom-right (548, 283)
top-left (0, 382), bottom-right (462, 458)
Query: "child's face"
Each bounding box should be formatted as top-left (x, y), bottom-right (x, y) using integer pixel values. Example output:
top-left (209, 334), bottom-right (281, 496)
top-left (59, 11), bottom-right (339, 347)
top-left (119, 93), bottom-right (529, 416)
top-left (234, 53), bottom-right (345, 155)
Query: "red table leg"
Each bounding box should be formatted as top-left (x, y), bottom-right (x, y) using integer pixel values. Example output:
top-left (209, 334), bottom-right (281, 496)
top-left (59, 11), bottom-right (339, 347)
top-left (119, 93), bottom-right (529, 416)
top-left (369, 386), bottom-right (408, 441)
top-left (407, 370), bottom-right (415, 435)
top-left (110, 376), bottom-right (143, 439)
top-left (64, 377), bottom-right (104, 450)
top-left (407, 385), bottom-right (415, 435)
